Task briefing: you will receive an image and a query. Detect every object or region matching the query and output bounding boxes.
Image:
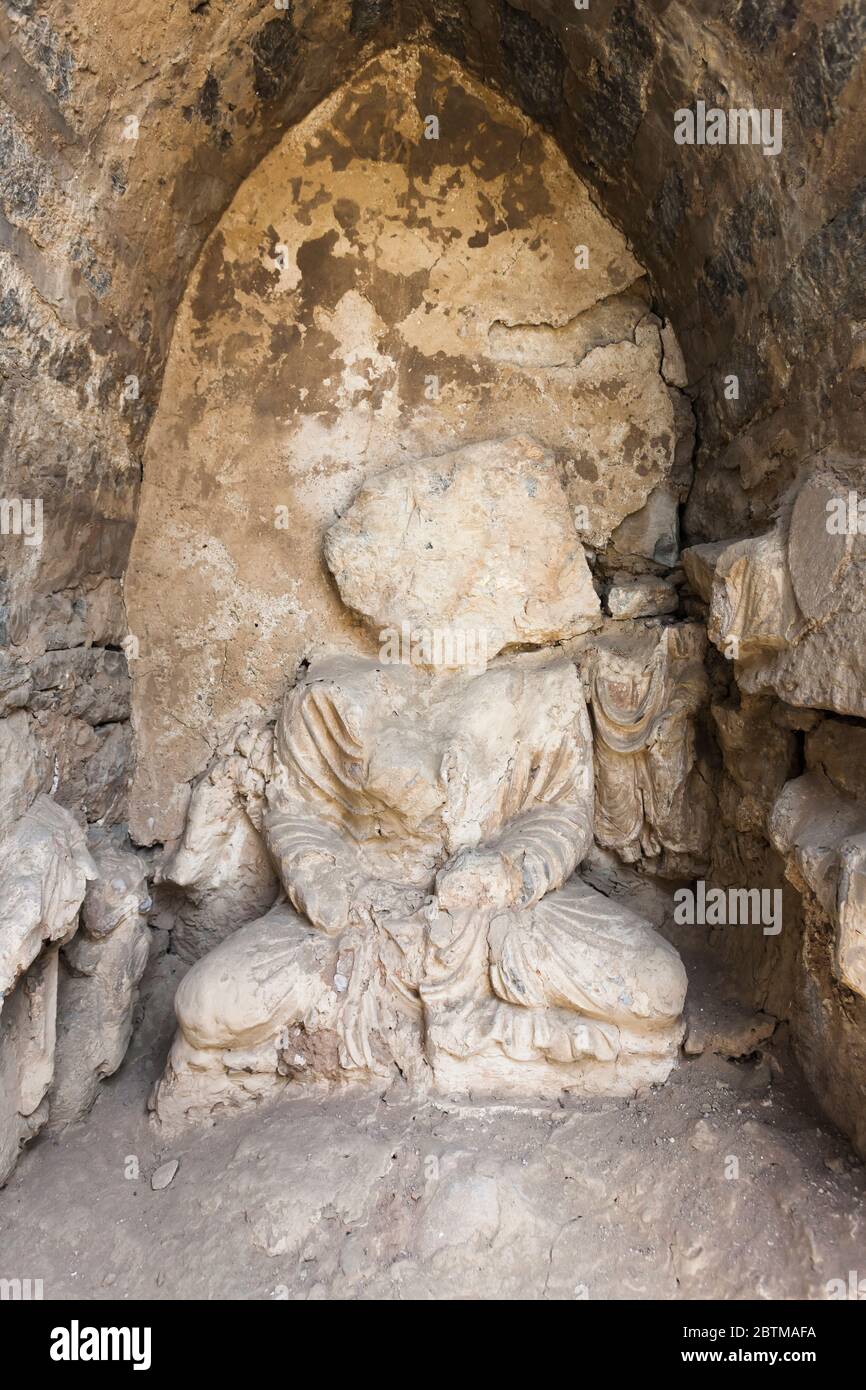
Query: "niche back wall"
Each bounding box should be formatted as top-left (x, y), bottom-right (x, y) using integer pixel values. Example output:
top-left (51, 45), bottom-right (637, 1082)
top-left (127, 44), bottom-right (678, 845)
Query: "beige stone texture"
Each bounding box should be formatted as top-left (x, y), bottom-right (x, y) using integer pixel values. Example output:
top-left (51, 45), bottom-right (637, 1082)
top-left (0, 711), bottom-right (48, 837)
top-left (575, 621), bottom-right (712, 877)
top-left (769, 772), bottom-right (866, 921)
top-left (152, 444), bottom-right (687, 1123)
top-left (325, 435), bottom-right (600, 661)
top-left (708, 527), bottom-right (805, 660)
top-left (3, 0), bottom-right (866, 1256)
top-left (125, 46), bottom-right (680, 845)
top-left (699, 469), bottom-right (866, 717)
top-left (610, 482), bottom-right (681, 570)
top-left (607, 575), bottom-right (677, 620)
top-left (0, 797), bottom-right (96, 1000)
top-left (837, 835), bottom-right (866, 1000)
top-left (154, 647), bottom-right (687, 1123)
top-left (0, 797), bottom-right (96, 1182)
top-left (681, 540), bottom-right (734, 604)
top-left (49, 841), bottom-right (152, 1129)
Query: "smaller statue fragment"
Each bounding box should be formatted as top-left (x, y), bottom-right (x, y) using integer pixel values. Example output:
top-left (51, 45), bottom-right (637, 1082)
top-left (0, 795), bottom-right (97, 1183)
top-left (580, 623), bottom-right (712, 876)
top-left (50, 842), bottom-right (152, 1129)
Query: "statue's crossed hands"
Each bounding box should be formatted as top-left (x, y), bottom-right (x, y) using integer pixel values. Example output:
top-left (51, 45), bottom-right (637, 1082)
top-left (435, 847), bottom-right (523, 913)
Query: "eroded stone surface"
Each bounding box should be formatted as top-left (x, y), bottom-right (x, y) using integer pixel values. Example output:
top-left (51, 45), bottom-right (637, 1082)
top-left (0, 797), bottom-right (153, 1175)
top-left (708, 527), bottom-right (805, 661)
top-left (125, 47), bottom-right (683, 845)
top-left (0, 797), bottom-right (96, 1182)
top-left (3, 0), bottom-right (866, 1253)
top-left (325, 435), bottom-right (600, 660)
top-left (575, 622), bottom-right (713, 877)
top-left (154, 648), bottom-right (687, 1123)
top-left (769, 771), bottom-right (866, 1000)
top-left (0, 711), bottom-right (48, 836)
top-left (153, 444), bottom-right (687, 1124)
top-left (50, 841), bottom-right (152, 1130)
top-left (0, 949), bottom-right (59, 1187)
top-left (0, 797), bottom-right (96, 1000)
top-left (154, 724), bottom-right (279, 963)
top-left (699, 468), bottom-right (866, 718)
top-left (607, 575), bottom-right (677, 620)
top-left (609, 482), bottom-right (681, 570)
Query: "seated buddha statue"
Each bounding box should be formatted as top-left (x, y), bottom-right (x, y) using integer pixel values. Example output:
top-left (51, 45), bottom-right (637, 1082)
top-left (153, 437), bottom-right (687, 1122)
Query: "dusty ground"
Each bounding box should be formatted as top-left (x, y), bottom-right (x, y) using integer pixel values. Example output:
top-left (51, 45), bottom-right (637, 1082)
top-left (1, 937), bottom-right (864, 1302)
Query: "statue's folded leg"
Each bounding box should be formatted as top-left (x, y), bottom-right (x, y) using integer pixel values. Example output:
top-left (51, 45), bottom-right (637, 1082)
top-left (423, 878), bottom-right (687, 1097)
top-left (490, 877), bottom-right (687, 1042)
top-left (152, 900), bottom-right (342, 1124)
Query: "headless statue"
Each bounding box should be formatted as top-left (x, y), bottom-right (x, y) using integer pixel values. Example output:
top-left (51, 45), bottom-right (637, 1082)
top-left (154, 437), bottom-right (686, 1121)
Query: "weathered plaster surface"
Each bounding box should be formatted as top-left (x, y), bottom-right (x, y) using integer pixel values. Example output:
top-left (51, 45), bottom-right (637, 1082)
top-left (127, 46), bottom-right (677, 845)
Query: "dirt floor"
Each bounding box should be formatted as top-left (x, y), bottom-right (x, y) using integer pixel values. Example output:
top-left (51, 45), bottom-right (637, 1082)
top-left (1, 934), bottom-right (865, 1301)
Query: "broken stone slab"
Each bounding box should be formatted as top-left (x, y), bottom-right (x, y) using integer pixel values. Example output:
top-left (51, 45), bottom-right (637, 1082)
top-left (607, 574), bottom-right (678, 619)
top-left (708, 527), bottom-right (805, 660)
top-left (49, 841), bottom-right (151, 1130)
top-left (660, 320), bottom-right (689, 387)
top-left (609, 482), bottom-right (680, 569)
top-left (697, 469), bottom-right (866, 717)
top-left (325, 435), bottom-right (600, 663)
top-left (769, 771), bottom-right (866, 999)
top-left (769, 772), bottom-right (866, 918)
top-left (681, 540), bottom-right (733, 603)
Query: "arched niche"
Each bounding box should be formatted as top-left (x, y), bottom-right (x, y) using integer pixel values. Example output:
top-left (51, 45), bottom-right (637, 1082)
top-left (126, 44), bottom-right (688, 843)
